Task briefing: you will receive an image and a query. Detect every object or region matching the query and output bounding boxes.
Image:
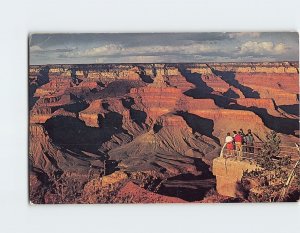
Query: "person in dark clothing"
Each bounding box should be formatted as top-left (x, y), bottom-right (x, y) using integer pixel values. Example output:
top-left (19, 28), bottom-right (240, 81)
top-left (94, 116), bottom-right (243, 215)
top-left (232, 130), bottom-right (238, 151)
top-left (245, 129), bottom-right (254, 153)
top-left (240, 128), bottom-right (246, 152)
top-left (240, 129), bottom-right (246, 139)
top-left (233, 130), bottom-right (237, 137)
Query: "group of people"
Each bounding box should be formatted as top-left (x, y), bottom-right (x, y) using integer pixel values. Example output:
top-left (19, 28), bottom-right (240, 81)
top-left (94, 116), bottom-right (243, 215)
top-left (224, 129), bottom-right (255, 156)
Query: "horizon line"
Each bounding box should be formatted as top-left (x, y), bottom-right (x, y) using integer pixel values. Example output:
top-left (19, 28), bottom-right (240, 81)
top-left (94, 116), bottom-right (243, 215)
top-left (29, 60), bottom-right (300, 66)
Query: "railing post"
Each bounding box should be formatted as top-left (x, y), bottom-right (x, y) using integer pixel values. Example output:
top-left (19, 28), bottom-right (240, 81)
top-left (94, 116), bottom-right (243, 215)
top-left (220, 142), bottom-right (227, 158)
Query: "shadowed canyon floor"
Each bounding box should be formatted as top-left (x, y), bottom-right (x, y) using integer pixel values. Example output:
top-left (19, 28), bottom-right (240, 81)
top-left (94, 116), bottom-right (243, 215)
top-left (29, 62), bottom-right (299, 203)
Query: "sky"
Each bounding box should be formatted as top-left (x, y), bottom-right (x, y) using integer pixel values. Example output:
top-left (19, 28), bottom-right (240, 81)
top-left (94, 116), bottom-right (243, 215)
top-left (29, 32), bottom-right (299, 65)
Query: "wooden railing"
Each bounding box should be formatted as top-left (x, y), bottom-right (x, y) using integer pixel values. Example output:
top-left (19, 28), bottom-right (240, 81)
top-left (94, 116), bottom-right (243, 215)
top-left (220, 142), bottom-right (299, 162)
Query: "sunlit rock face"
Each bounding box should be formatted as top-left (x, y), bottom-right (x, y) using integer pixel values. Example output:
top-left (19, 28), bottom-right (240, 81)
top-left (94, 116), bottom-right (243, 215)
top-left (212, 157), bottom-right (258, 197)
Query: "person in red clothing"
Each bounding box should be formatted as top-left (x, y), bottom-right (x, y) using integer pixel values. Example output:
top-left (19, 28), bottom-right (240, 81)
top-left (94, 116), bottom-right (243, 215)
top-left (234, 131), bottom-right (243, 157)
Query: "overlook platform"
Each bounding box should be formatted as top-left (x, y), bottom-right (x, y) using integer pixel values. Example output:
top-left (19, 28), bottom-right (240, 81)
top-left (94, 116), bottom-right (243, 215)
top-left (212, 143), bottom-right (299, 198)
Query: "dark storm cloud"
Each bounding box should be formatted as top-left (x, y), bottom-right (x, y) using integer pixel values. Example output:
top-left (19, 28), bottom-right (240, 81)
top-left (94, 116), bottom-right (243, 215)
top-left (29, 32), bottom-right (299, 64)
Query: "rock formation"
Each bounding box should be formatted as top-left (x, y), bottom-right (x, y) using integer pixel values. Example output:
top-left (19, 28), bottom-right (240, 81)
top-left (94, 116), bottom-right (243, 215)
top-left (212, 157), bottom-right (258, 197)
top-left (29, 62), bottom-right (299, 203)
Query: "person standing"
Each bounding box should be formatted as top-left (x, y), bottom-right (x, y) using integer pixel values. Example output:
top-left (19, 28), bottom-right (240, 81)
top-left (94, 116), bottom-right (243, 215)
top-left (233, 131), bottom-right (237, 137)
top-left (225, 132), bottom-right (234, 156)
top-left (234, 131), bottom-right (243, 157)
top-left (232, 130), bottom-right (237, 150)
top-left (245, 129), bottom-right (255, 154)
top-left (240, 128), bottom-right (246, 153)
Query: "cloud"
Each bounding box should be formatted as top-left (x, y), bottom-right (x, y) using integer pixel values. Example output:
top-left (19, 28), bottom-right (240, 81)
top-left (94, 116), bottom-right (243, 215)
top-left (238, 41), bottom-right (288, 55)
top-left (66, 43), bottom-right (220, 58)
top-left (30, 45), bottom-right (75, 54)
top-left (229, 32), bottom-right (261, 39)
top-left (30, 45), bottom-right (43, 52)
top-left (77, 44), bottom-right (123, 57)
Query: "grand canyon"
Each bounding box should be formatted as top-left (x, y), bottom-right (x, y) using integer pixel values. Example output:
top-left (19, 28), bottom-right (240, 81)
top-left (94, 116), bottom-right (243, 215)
top-left (29, 62), bottom-right (299, 203)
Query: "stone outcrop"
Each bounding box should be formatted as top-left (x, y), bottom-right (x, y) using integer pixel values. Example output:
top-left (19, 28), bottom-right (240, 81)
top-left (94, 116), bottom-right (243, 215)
top-left (190, 109), bottom-right (268, 141)
top-left (79, 99), bottom-right (106, 127)
top-left (130, 86), bottom-right (182, 125)
top-left (236, 98), bottom-right (276, 110)
top-left (30, 93), bottom-right (77, 123)
top-left (212, 157), bottom-right (258, 197)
